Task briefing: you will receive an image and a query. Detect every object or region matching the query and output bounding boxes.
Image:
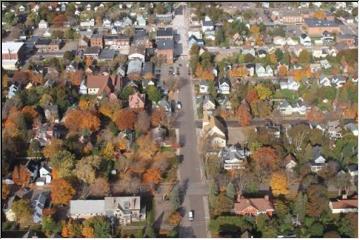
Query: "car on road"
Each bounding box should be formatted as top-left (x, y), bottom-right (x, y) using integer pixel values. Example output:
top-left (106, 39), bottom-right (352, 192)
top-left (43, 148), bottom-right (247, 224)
top-left (188, 210), bottom-right (194, 221)
top-left (176, 67), bottom-right (180, 75)
top-left (176, 101), bottom-right (182, 110)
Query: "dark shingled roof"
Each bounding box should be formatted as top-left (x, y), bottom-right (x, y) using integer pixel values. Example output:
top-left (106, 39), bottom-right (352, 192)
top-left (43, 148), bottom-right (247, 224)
top-left (156, 39), bottom-right (174, 50)
top-left (304, 18), bottom-right (339, 27)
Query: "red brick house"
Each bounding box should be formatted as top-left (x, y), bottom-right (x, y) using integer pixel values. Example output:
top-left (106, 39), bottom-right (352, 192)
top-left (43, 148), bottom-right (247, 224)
top-left (156, 39), bottom-right (174, 64)
top-left (234, 194), bottom-right (275, 217)
top-left (90, 34), bottom-right (104, 48)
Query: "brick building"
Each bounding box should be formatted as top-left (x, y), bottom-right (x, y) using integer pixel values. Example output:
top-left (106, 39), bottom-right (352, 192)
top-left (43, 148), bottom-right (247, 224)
top-left (304, 18), bottom-right (341, 37)
top-left (90, 34), bottom-right (104, 48)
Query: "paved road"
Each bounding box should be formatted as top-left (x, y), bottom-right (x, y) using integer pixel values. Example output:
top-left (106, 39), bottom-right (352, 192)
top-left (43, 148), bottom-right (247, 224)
top-left (173, 4), bottom-right (210, 238)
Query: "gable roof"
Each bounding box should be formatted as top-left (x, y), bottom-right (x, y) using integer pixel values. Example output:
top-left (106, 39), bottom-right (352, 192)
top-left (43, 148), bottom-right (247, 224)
top-left (234, 196), bottom-right (274, 213)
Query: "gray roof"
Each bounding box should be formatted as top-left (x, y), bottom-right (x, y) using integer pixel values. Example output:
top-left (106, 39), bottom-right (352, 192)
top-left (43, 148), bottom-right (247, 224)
top-left (156, 39), bottom-right (174, 50)
top-left (70, 200), bottom-right (105, 216)
top-left (157, 27), bottom-right (173, 37)
top-left (99, 48), bottom-right (116, 59)
top-left (84, 46), bottom-right (101, 55)
top-left (104, 196), bottom-right (141, 215)
top-left (127, 58), bottom-right (143, 74)
top-left (304, 18), bottom-right (339, 28)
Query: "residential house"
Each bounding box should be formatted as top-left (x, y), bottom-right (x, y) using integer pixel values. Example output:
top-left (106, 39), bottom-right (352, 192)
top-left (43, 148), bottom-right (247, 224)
top-left (78, 38), bottom-right (89, 50)
top-left (188, 35), bottom-right (205, 48)
top-left (36, 39), bottom-right (63, 53)
top-left (70, 196), bottom-right (146, 225)
top-left (202, 95), bottom-right (216, 112)
top-left (217, 78), bottom-right (231, 95)
top-left (135, 15), bottom-right (146, 29)
top-left (327, 120), bottom-right (342, 139)
top-left (127, 58), bottom-right (143, 79)
top-left (33, 123), bottom-right (53, 146)
top-left (104, 35), bottom-right (130, 54)
top-left (129, 45), bottom-right (146, 62)
top-left (7, 84), bottom-right (18, 99)
top-left (322, 31), bottom-right (335, 45)
top-left (279, 77), bottom-right (300, 91)
top-left (102, 18), bottom-right (112, 29)
top-left (256, 64), bottom-right (273, 77)
top-left (246, 63), bottom-right (255, 77)
top-left (218, 145), bottom-right (250, 170)
top-left (319, 75), bottom-right (331, 87)
top-left (344, 122), bottom-right (358, 136)
top-left (347, 164), bottom-right (358, 183)
top-left (286, 37), bottom-right (298, 46)
top-left (329, 195), bottom-right (358, 214)
top-left (156, 28), bottom-right (174, 41)
top-left (80, 19), bottom-right (95, 28)
top-left (156, 39), bottom-right (174, 64)
top-left (299, 33), bottom-right (311, 47)
top-left (234, 194), bottom-right (275, 217)
top-left (202, 111), bottom-right (227, 148)
top-left (2, 41), bottom-right (26, 70)
top-left (271, 9), bottom-right (305, 24)
top-left (38, 20), bottom-right (48, 29)
top-left (304, 18), bottom-right (341, 37)
top-left (151, 125), bottom-right (167, 145)
top-left (310, 63), bottom-right (321, 73)
top-left (157, 98), bottom-right (171, 113)
top-left (320, 59), bottom-right (331, 69)
top-left (283, 154), bottom-right (297, 172)
top-left (273, 36), bottom-right (286, 46)
top-left (331, 75), bottom-right (346, 88)
top-left (310, 145), bottom-right (327, 173)
top-left (83, 46), bottom-right (101, 63)
top-left (129, 92), bottom-right (145, 110)
top-left (36, 163), bottom-right (52, 186)
top-left (202, 16), bottom-right (215, 32)
top-left (199, 80), bottom-right (209, 94)
top-left (98, 48), bottom-right (117, 61)
top-left (217, 96), bottom-right (232, 111)
top-left (90, 34), bottom-right (104, 48)
top-left (31, 191), bottom-right (50, 223)
top-left (85, 74), bottom-right (121, 97)
top-left (44, 104), bottom-right (59, 123)
top-left (277, 99), bottom-right (308, 116)
top-left (156, 13), bottom-right (173, 23)
top-left (133, 30), bottom-right (152, 48)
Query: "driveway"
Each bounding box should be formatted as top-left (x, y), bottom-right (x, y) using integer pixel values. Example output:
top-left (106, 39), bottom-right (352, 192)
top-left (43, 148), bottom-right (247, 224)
top-left (173, 4), bottom-right (210, 238)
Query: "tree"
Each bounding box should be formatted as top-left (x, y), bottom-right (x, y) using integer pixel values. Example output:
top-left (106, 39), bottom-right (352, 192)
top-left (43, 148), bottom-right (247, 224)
top-left (62, 219), bottom-right (82, 237)
top-left (294, 192), bottom-right (307, 223)
top-left (313, 10), bottom-right (326, 20)
top-left (228, 66), bottom-right (249, 78)
top-left (305, 184), bottom-right (329, 217)
top-left (170, 185), bottom-right (181, 210)
top-left (42, 216), bottom-right (61, 237)
top-left (226, 182), bottom-right (236, 200)
top-left (112, 109), bottom-right (137, 130)
top-left (2, 184), bottom-right (10, 200)
top-left (252, 147), bottom-right (279, 172)
top-left (82, 226), bottom-right (95, 238)
top-left (146, 85), bottom-right (162, 103)
top-left (270, 171), bottom-right (289, 196)
top-left (50, 150), bottom-right (76, 179)
top-left (135, 111), bottom-right (151, 133)
top-left (51, 178), bottom-right (76, 205)
top-left (255, 84), bottom-right (272, 100)
top-left (52, 14), bottom-right (67, 27)
top-left (75, 156), bottom-right (102, 184)
top-left (43, 139), bottom-right (64, 159)
top-left (143, 168), bottom-right (161, 185)
top-left (278, 65), bottom-right (288, 78)
top-left (215, 27), bottom-right (225, 45)
top-left (309, 222), bottom-right (324, 237)
top-left (236, 104), bottom-right (251, 126)
top-left (90, 177), bottom-right (110, 197)
top-left (151, 107), bottom-right (167, 126)
top-left (64, 109), bottom-right (100, 133)
top-left (194, 64), bottom-right (215, 81)
top-left (63, 51), bottom-right (75, 62)
top-left (83, 216), bottom-right (111, 238)
top-left (245, 89), bottom-right (259, 104)
top-left (119, 85), bottom-right (134, 100)
top-left (167, 211), bottom-right (182, 225)
top-left (12, 165), bottom-right (31, 186)
top-left (12, 199), bottom-right (33, 228)
top-left (298, 49), bottom-right (312, 64)
top-left (250, 25), bottom-right (260, 36)
top-left (306, 107), bottom-right (325, 123)
top-left (212, 193), bottom-right (233, 217)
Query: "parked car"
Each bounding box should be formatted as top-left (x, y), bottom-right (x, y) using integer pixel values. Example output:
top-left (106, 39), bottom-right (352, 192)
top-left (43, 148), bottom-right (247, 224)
top-left (176, 101), bottom-right (182, 110)
top-left (188, 210), bottom-right (194, 221)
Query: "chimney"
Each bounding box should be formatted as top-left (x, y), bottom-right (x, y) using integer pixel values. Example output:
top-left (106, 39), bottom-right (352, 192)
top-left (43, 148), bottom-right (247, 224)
top-left (264, 195), bottom-right (269, 201)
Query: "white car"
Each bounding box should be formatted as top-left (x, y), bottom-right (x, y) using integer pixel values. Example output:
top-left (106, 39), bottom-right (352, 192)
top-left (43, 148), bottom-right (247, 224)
top-left (188, 210), bottom-right (194, 221)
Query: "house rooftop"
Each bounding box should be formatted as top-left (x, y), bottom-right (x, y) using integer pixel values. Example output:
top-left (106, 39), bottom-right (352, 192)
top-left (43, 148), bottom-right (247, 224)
top-left (70, 200), bottom-right (105, 216)
top-left (156, 39), bottom-right (174, 50)
top-left (157, 27), bottom-right (173, 37)
top-left (304, 18), bottom-right (339, 27)
top-left (2, 41), bottom-right (24, 54)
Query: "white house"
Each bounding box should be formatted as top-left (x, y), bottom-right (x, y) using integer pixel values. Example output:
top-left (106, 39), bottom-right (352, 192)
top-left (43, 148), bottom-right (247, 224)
top-left (278, 99), bottom-right (308, 116)
top-left (203, 95), bottom-right (216, 112)
top-left (310, 145), bottom-right (327, 173)
top-left (286, 37), bottom-right (299, 46)
top-left (327, 120), bottom-right (342, 140)
top-left (280, 77), bottom-right (300, 91)
top-left (7, 84), bottom-right (18, 99)
top-left (319, 75), bottom-right (332, 87)
top-left (283, 154), bottom-right (297, 172)
top-left (38, 20), bottom-right (48, 29)
top-left (331, 76), bottom-right (346, 88)
top-left (202, 16), bottom-right (215, 32)
top-left (202, 111), bottom-right (227, 148)
top-left (217, 78), bottom-right (230, 95)
top-left (80, 19), bottom-right (95, 28)
top-left (199, 80), bottom-right (209, 94)
top-left (2, 41), bottom-right (25, 70)
top-left (218, 145), bottom-right (250, 170)
top-left (102, 18), bottom-right (112, 28)
top-left (273, 36), bottom-right (286, 46)
top-left (256, 64), bottom-right (273, 77)
top-left (320, 59), bottom-right (331, 69)
top-left (79, 80), bottom-right (88, 95)
top-left (299, 34), bottom-right (311, 47)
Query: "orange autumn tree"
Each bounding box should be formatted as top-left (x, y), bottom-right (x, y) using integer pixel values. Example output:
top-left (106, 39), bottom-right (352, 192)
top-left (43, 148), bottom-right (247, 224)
top-left (12, 165), bottom-right (31, 186)
top-left (245, 89), bottom-right (259, 105)
top-left (50, 178), bottom-right (76, 205)
top-left (313, 10), bottom-right (326, 20)
top-left (151, 107), bottom-right (167, 126)
top-left (306, 107), bottom-right (325, 123)
top-left (43, 139), bottom-right (63, 159)
top-left (167, 211), bottom-right (182, 225)
top-left (236, 104), bottom-right (252, 126)
top-left (278, 65), bottom-right (288, 78)
top-left (228, 66), bottom-right (249, 78)
top-left (82, 226), bottom-right (95, 238)
top-left (195, 64), bottom-right (215, 81)
top-left (64, 109), bottom-right (100, 133)
top-left (61, 220), bottom-right (82, 237)
top-left (143, 168), bottom-right (161, 185)
top-left (252, 147), bottom-right (279, 171)
top-left (112, 108), bottom-right (137, 130)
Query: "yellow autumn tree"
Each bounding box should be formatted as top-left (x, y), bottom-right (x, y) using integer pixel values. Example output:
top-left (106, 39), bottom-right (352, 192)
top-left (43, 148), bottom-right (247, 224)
top-left (271, 171), bottom-right (289, 196)
top-left (101, 142), bottom-right (114, 160)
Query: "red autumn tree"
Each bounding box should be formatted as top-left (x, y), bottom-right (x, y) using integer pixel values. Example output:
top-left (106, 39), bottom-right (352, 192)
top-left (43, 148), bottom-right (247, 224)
top-left (245, 89), bottom-right (259, 104)
top-left (151, 107), bottom-right (167, 126)
top-left (50, 178), bottom-right (76, 205)
top-left (142, 168), bottom-right (161, 185)
top-left (236, 104), bottom-right (252, 126)
top-left (12, 165), bottom-right (31, 186)
top-left (52, 14), bottom-right (67, 27)
top-left (306, 107), bottom-right (325, 123)
top-left (112, 108), bottom-right (137, 130)
top-left (252, 147), bottom-right (279, 171)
